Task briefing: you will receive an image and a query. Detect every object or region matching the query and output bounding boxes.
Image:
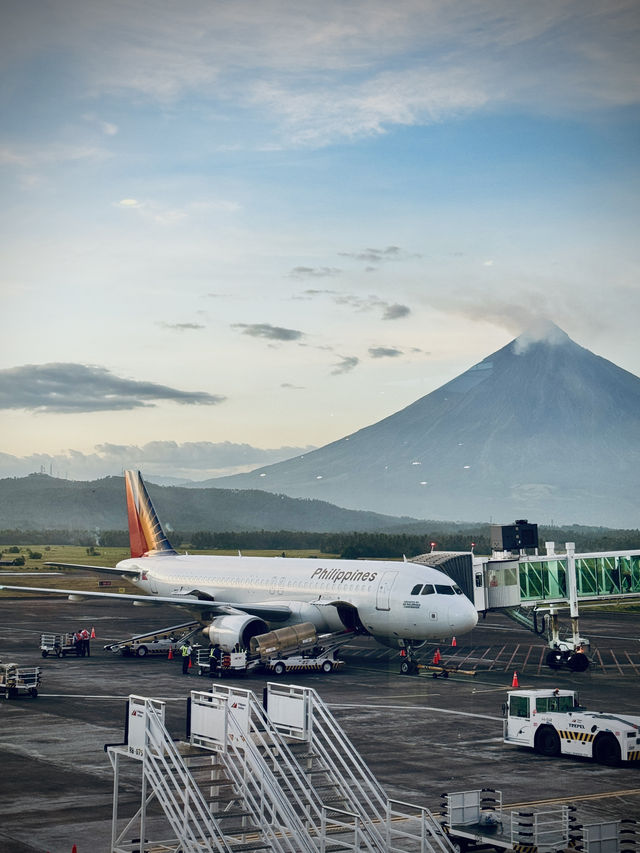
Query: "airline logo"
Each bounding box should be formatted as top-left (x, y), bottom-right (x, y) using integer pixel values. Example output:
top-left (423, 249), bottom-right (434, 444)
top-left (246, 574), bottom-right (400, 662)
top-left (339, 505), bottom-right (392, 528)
top-left (311, 567), bottom-right (378, 584)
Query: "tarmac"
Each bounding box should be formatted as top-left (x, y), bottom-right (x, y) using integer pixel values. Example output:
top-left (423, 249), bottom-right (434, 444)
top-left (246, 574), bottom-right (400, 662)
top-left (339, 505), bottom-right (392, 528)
top-left (1, 595), bottom-right (639, 853)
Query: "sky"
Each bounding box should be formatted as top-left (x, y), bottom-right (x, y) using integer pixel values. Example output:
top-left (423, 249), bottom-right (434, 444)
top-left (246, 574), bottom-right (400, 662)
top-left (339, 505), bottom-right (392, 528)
top-left (1, 0), bottom-right (639, 484)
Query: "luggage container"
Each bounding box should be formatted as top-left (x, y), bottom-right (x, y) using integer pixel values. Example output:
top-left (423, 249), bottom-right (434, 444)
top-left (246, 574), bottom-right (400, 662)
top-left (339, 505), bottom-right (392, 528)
top-left (40, 632), bottom-right (78, 658)
top-left (1, 663), bottom-right (41, 699)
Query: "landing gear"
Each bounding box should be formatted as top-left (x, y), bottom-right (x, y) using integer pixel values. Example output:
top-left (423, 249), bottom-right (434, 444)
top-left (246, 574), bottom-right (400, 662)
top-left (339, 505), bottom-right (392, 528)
top-left (399, 642), bottom-right (419, 675)
top-left (546, 645), bottom-right (590, 671)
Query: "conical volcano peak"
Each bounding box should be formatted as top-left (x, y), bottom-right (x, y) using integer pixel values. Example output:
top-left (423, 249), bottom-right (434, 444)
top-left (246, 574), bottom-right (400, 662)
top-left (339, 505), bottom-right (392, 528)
top-left (513, 320), bottom-right (571, 354)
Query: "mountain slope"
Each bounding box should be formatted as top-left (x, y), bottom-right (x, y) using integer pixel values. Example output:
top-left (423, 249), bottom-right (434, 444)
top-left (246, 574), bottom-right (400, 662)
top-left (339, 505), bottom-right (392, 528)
top-left (211, 327), bottom-right (640, 527)
top-left (0, 474), bottom-right (421, 533)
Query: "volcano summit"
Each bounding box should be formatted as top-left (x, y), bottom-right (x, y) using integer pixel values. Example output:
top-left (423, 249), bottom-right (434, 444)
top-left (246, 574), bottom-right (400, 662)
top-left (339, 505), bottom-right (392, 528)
top-left (212, 326), bottom-right (640, 528)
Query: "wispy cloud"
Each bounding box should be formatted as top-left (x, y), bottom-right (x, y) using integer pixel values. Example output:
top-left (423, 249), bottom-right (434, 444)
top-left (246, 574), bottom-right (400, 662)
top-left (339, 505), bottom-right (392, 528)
top-left (331, 355), bottom-right (359, 375)
top-left (368, 346), bottom-right (403, 358)
top-left (0, 364), bottom-right (225, 413)
top-left (231, 323), bottom-right (305, 342)
top-left (288, 266), bottom-right (342, 279)
top-left (159, 322), bottom-right (206, 332)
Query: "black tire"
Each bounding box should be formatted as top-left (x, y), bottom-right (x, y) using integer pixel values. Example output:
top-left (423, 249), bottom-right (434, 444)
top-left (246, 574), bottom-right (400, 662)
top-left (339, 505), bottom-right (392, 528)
top-left (322, 660), bottom-right (333, 673)
top-left (535, 726), bottom-right (561, 756)
top-left (546, 650), bottom-right (564, 669)
top-left (400, 660), bottom-right (411, 675)
top-left (567, 653), bottom-right (589, 672)
top-left (41, 651), bottom-right (48, 658)
top-left (273, 662), bottom-right (286, 676)
top-left (30, 688), bottom-right (38, 698)
top-left (136, 646), bottom-right (148, 658)
top-left (56, 649), bottom-right (63, 658)
top-left (593, 734), bottom-right (621, 766)
top-left (442, 670), bottom-right (449, 679)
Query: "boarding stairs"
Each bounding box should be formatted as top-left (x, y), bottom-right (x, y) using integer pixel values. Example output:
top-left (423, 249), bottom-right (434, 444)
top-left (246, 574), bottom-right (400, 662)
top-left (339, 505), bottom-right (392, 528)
top-left (107, 685), bottom-right (457, 853)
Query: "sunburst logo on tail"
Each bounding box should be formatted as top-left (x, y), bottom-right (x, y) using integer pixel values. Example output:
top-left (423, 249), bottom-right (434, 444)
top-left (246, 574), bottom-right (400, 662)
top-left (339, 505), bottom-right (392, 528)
top-left (125, 470), bottom-right (177, 558)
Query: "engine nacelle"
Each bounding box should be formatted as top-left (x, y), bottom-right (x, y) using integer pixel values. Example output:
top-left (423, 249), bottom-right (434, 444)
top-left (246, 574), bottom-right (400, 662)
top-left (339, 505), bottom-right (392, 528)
top-left (202, 614), bottom-right (269, 652)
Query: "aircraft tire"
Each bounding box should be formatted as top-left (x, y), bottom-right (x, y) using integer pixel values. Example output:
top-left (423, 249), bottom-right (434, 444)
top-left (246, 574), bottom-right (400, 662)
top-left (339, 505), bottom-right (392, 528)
top-left (546, 650), bottom-right (564, 669)
top-left (567, 653), bottom-right (589, 672)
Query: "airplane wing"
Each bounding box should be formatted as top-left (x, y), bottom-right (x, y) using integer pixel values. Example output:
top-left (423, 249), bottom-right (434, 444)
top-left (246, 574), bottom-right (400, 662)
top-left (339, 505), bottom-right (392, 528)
top-left (45, 561), bottom-right (141, 576)
top-left (0, 584), bottom-right (293, 622)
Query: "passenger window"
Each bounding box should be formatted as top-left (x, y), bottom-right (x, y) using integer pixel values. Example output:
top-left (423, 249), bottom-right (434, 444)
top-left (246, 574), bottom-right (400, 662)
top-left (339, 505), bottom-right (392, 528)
top-left (420, 584), bottom-right (435, 595)
top-left (435, 584), bottom-right (455, 595)
top-left (411, 584), bottom-right (422, 595)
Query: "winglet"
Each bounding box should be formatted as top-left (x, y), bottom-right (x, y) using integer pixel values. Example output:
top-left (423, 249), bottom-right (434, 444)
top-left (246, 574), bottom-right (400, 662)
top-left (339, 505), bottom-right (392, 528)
top-left (125, 470), bottom-right (177, 558)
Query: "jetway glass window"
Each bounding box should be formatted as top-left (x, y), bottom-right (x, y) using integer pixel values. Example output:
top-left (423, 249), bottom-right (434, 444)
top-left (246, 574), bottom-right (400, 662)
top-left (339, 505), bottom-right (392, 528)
top-left (519, 560), bottom-right (567, 601)
top-left (576, 556), bottom-right (640, 597)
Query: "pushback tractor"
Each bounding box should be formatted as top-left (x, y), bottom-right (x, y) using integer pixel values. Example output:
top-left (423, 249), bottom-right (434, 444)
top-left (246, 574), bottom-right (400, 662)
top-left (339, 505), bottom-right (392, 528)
top-left (503, 688), bottom-right (640, 766)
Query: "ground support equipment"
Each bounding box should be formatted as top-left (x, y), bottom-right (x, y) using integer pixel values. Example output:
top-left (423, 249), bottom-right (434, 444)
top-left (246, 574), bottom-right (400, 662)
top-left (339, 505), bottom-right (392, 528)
top-left (40, 631), bottom-right (77, 658)
top-left (0, 662), bottom-right (41, 699)
top-left (441, 789), bottom-right (576, 853)
top-left (104, 620), bottom-right (201, 658)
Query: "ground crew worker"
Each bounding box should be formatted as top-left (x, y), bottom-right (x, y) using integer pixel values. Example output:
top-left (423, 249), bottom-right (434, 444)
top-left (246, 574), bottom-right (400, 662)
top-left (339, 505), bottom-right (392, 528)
top-left (181, 642), bottom-right (192, 674)
top-left (75, 630), bottom-right (84, 657)
top-left (80, 627), bottom-right (90, 657)
top-left (209, 643), bottom-right (222, 677)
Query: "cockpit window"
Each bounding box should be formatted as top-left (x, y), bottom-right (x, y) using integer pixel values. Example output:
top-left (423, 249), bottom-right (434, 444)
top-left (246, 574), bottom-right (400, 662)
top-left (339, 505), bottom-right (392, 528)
top-left (435, 584), bottom-right (455, 595)
top-left (420, 584), bottom-right (435, 595)
top-left (410, 584), bottom-right (422, 595)
top-left (453, 585), bottom-right (463, 595)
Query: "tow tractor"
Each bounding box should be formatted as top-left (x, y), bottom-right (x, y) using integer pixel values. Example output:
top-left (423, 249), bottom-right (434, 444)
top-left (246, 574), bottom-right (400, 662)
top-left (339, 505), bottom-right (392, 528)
top-left (195, 622), bottom-right (348, 677)
top-left (1, 662), bottom-right (41, 699)
top-left (104, 621), bottom-right (201, 657)
top-left (503, 688), bottom-right (640, 765)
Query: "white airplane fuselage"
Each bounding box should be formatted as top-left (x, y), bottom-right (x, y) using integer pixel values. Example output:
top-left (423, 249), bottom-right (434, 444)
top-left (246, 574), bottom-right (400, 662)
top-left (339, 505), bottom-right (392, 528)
top-left (119, 552), bottom-right (478, 643)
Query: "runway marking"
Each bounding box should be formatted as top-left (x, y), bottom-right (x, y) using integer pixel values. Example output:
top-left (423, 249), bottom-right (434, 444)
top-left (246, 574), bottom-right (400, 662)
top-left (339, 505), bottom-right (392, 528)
top-left (328, 702), bottom-right (501, 721)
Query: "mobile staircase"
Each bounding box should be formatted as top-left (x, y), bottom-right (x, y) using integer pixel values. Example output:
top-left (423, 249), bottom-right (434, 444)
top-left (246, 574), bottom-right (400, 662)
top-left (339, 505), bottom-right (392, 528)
top-left (107, 684), bottom-right (457, 853)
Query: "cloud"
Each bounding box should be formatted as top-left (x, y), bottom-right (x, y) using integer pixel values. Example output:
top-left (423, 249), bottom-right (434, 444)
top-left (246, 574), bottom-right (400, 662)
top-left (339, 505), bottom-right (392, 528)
top-left (288, 266), bottom-right (342, 279)
top-left (0, 363), bottom-right (225, 413)
top-left (368, 346), bottom-right (403, 359)
top-left (339, 246), bottom-right (409, 264)
top-left (231, 323), bottom-right (305, 341)
top-left (159, 322), bottom-right (206, 331)
top-left (331, 355), bottom-right (359, 375)
top-left (0, 440), bottom-right (317, 481)
top-left (383, 303), bottom-right (411, 320)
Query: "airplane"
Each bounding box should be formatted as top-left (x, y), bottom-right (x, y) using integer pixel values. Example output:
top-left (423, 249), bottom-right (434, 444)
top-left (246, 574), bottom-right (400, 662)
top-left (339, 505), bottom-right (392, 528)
top-left (0, 470), bottom-right (478, 653)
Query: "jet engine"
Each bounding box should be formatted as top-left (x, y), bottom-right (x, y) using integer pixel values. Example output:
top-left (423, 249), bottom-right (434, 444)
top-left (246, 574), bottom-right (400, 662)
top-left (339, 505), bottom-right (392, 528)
top-left (202, 614), bottom-right (269, 652)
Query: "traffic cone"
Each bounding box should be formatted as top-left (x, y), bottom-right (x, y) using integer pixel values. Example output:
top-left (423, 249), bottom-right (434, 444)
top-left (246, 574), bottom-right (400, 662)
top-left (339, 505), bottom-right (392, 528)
top-left (90, 626), bottom-right (96, 639)
top-left (452, 636), bottom-right (457, 647)
top-left (71, 845), bottom-right (77, 853)
top-left (512, 671), bottom-right (519, 688)
top-left (188, 656), bottom-right (192, 669)
top-left (167, 647), bottom-right (173, 660)
top-left (400, 648), bottom-right (406, 657)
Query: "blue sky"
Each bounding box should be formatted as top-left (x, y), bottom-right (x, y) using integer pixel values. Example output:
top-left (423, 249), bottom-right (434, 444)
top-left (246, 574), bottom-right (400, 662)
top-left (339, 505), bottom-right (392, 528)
top-left (2, 0), bottom-right (639, 482)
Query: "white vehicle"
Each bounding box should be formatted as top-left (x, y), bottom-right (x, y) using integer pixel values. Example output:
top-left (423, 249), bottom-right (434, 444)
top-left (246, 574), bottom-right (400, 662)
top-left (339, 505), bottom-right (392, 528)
top-left (104, 621), bottom-right (200, 657)
top-left (1, 663), bottom-right (41, 699)
top-left (265, 649), bottom-right (344, 676)
top-left (0, 470), bottom-right (478, 658)
top-left (503, 688), bottom-right (640, 765)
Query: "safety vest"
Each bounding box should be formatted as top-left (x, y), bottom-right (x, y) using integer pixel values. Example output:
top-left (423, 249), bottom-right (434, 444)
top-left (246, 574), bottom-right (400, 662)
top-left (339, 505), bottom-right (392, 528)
top-left (180, 644), bottom-right (190, 657)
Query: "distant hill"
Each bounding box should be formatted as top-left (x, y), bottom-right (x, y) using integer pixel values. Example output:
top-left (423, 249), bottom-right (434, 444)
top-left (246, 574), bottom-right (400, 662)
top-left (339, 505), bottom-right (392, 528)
top-left (0, 474), bottom-right (423, 533)
top-left (210, 326), bottom-right (640, 528)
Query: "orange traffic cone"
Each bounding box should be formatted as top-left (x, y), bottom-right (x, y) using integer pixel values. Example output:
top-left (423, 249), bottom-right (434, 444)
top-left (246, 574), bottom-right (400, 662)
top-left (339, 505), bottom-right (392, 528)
top-left (188, 656), bottom-right (192, 669)
top-left (400, 648), bottom-right (407, 657)
top-left (512, 671), bottom-right (519, 688)
top-left (90, 626), bottom-right (96, 639)
top-left (452, 636), bottom-right (457, 647)
top-left (167, 647), bottom-right (173, 660)
top-left (71, 845), bottom-right (77, 853)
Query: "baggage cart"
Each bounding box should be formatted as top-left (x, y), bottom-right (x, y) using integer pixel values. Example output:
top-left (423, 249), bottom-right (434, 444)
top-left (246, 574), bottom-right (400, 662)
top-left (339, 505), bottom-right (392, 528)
top-left (40, 632), bottom-right (78, 658)
top-left (1, 663), bottom-right (42, 699)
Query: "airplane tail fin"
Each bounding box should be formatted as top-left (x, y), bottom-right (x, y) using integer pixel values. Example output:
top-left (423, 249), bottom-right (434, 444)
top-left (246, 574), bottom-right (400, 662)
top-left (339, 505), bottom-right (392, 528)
top-left (124, 470), bottom-right (177, 558)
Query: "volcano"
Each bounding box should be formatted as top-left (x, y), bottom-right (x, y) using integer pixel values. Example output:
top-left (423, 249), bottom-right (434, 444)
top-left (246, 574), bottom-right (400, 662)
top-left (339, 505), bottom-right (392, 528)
top-left (212, 326), bottom-right (640, 527)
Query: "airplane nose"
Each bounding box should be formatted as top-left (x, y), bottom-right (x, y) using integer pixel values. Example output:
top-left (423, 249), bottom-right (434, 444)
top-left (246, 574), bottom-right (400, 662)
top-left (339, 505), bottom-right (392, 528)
top-left (449, 601), bottom-right (478, 633)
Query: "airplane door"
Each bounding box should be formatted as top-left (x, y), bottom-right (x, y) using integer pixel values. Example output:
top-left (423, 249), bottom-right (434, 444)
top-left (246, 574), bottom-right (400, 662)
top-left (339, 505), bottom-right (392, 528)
top-left (376, 572), bottom-right (398, 611)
